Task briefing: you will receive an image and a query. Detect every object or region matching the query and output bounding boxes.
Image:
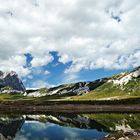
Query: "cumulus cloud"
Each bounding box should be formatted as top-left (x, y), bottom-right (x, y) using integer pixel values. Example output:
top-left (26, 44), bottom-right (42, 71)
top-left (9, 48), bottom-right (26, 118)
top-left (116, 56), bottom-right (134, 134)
top-left (31, 55), bottom-right (53, 67)
top-left (31, 80), bottom-right (51, 88)
top-left (0, 0), bottom-right (140, 78)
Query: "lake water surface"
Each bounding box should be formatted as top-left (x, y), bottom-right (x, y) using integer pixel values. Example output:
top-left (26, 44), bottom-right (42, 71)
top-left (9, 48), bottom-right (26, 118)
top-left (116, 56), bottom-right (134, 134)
top-left (0, 113), bottom-right (140, 140)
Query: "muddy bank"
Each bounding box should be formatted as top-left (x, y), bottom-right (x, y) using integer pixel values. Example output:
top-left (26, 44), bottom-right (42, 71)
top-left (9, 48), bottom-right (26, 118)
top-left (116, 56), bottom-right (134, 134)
top-left (0, 102), bottom-right (140, 113)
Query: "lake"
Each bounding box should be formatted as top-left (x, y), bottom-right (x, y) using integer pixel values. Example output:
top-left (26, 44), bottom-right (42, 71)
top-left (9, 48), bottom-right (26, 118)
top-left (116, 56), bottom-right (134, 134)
top-left (0, 113), bottom-right (140, 140)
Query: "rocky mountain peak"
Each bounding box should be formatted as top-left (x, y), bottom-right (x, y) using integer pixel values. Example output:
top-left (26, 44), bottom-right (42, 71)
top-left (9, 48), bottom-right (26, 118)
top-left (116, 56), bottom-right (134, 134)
top-left (0, 70), bottom-right (26, 93)
top-left (0, 70), bottom-right (17, 78)
top-left (0, 71), bottom-right (4, 77)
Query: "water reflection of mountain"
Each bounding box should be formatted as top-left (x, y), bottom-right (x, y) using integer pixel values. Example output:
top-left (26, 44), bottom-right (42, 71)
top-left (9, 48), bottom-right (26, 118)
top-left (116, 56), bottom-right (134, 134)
top-left (44, 114), bottom-right (108, 132)
top-left (31, 113), bottom-right (140, 132)
top-left (0, 113), bottom-right (139, 139)
top-left (82, 113), bottom-right (140, 132)
top-left (0, 117), bottom-right (24, 140)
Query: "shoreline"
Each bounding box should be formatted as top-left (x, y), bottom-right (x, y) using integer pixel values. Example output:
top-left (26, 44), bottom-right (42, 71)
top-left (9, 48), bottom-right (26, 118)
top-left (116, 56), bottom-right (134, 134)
top-left (0, 103), bottom-right (140, 113)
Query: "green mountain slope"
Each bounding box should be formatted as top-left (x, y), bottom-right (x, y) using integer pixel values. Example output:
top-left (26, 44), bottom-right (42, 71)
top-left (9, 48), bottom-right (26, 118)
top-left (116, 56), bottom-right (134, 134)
top-left (26, 66), bottom-right (140, 100)
top-left (1, 67), bottom-right (140, 101)
top-left (71, 67), bottom-right (140, 100)
top-left (71, 80), bottom-right (140, 100)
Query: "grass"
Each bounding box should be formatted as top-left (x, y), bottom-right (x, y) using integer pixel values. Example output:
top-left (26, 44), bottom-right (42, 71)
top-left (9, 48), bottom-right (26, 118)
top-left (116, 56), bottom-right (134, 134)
top-left (0, 93), bottom-right (35, 102)
top-left (38, 88), bottom-right (48, 93)
top-left (0, 93), bottom-right (140, 106)
top-left (69, 80), bottom-right (140, 100)
top-left (0, 77), bottom-right (140, 103)
top-left (0, 93), bottom-right (69, 105)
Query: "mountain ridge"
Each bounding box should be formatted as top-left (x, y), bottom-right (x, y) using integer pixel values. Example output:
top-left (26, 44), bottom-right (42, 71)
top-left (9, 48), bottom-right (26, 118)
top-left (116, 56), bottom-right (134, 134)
top-left (27, 66), bottom-right (140, 100)
top-left (0, 66), bottom-right (140, 100)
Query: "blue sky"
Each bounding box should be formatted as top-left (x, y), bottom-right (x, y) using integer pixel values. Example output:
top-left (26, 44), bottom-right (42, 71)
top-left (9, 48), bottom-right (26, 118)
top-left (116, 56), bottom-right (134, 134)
top-left (0, 0), bottom-right (140, 88)
top-left (23, 51), bottom-right (128, 88)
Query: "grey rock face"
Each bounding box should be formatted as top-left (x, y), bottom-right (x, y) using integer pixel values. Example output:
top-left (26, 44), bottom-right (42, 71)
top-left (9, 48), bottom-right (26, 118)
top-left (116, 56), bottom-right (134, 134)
top-left (0, 71), bottom-right (26, 92)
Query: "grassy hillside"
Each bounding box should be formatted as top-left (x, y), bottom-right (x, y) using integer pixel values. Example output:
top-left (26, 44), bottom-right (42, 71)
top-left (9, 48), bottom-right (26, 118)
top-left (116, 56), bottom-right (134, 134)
top-left (0, 67), bottom-right (140, 102)
top-left (1, 78), bottom-right (140, 101)
top-left (1, 77), bottom-right (140, 101)
top-left (70, 77), bottom-right (140, 100)
top-left (0, 94), bottom-right (34, 101)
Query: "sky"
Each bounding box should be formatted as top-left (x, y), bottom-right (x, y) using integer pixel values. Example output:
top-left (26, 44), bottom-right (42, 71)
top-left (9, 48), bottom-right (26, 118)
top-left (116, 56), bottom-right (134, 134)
top-left (0, 0), bottom-right (140, 88)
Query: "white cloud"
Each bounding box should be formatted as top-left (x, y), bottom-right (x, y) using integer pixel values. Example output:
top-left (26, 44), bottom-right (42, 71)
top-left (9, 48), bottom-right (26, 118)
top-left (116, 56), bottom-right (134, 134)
top-left (31, 80), bottom-right (50, 88)
top-left (0, 54), bottom-right (30, 77)
top-left (0, 0), bottom-right (140, 78)
top-left (44, 70), bottom-right (50, 75)
top-left (31, 67), bottom-right (50, 76)
top-left (63, 73), bottom-right (79, 84)
top-left (31, 55), bottom-right (53, 67)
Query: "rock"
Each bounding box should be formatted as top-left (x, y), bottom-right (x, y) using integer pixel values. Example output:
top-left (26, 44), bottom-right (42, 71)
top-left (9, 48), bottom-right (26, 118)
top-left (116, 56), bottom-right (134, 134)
top-left (47, 79), bottom-right (107, 97)
top-left (102, 130), bottom-right (140, 140)
top-left (0, 71), bottom-right (26, 93)
top-left (109, 67), bottom-right (140, 86)
top-left (29, 66), bottom-right (139, 98)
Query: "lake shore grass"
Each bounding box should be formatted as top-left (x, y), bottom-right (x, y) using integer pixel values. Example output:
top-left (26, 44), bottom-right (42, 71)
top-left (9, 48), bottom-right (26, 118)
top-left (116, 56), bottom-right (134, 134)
top-left (0, 94), bottom-right (140, 113)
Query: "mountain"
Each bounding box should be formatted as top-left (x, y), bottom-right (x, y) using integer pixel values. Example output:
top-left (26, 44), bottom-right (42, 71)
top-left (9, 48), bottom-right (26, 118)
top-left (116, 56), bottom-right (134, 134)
top-left (0, 71), bottom-right (26, 93)
top-left (1, 66), bottom-right (139, 100)
top-left (73, 66), bottom-right (140, 100)
top-left (27, 66), bottom-right (140, 100)
top-left (27, 78), bottom-right (108, 97)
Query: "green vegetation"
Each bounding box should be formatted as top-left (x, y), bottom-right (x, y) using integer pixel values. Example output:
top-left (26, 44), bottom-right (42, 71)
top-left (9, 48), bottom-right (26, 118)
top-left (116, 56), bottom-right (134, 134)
top-left (0, 71), bottom-right (140, 102)
top-left (1, 78), bottom-right (140, 102)
top-left (85, 83), bottom-right (125, 99)
top-left (0, 93), bottom-right (66, 104)
top-left (70, 78), bottom-right (140, 100)
top-left (124, 78), bottom-right (140, 95)
top-left (0, 93), bottom-right (140, 105)
top-left (38, 88), bottom-right (48, 93)
top-left (0, 93), bottom-right (34, 102)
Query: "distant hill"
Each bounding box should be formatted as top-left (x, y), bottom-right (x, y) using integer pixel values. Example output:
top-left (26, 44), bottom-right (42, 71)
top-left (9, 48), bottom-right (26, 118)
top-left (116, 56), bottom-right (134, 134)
top-left (1, 66), bottom-right (140, 100)
top-left (72, 66), bottom-right (140, 100)
top-left (28, 66), bottom-right (140, 100)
